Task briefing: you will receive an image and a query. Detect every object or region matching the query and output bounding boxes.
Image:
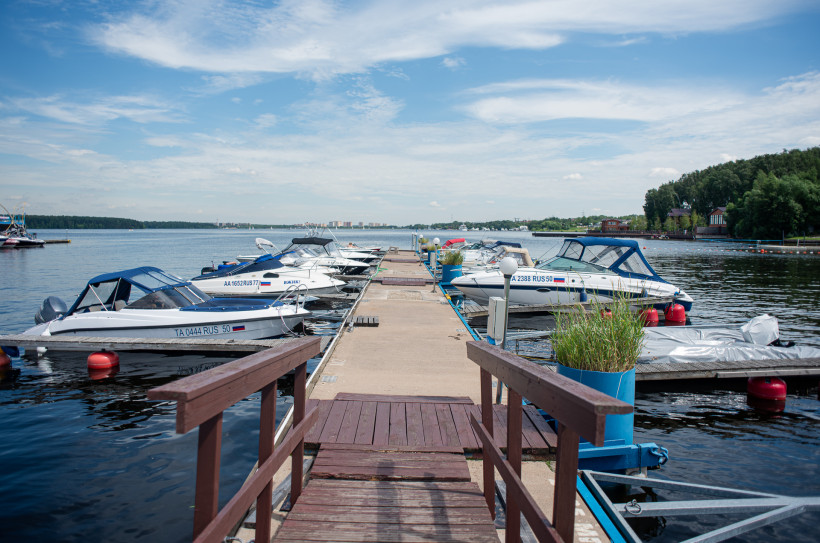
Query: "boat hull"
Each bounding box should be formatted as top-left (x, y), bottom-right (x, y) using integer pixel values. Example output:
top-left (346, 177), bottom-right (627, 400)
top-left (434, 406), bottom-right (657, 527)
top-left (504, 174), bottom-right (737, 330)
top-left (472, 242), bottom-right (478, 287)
top-left (451, 269), bottom-right (693, 311)
top-left (23, 307), bottom-right (308, 340)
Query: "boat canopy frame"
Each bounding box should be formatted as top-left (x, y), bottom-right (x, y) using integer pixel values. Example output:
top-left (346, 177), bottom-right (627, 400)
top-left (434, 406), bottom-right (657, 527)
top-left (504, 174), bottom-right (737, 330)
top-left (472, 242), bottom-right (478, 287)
top-left (550, 237), bottom-right (666, 283)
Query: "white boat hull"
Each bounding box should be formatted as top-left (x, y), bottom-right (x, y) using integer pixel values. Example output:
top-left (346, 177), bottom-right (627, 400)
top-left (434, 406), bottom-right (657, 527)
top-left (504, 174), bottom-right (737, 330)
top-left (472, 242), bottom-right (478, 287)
top-left (23, 306), bottom-right (307, 340)
top-left (451, 268), bottom-right (693, 310)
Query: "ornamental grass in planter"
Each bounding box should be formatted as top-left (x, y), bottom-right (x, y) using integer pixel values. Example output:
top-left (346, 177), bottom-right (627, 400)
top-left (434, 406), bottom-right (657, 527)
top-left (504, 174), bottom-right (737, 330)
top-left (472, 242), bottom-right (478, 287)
top-left (551, 297), bottom-right (644, 444)
top-left (551, 298), bottom-right (644, 373)
top-left (441, 250), bottom-right (465, 266)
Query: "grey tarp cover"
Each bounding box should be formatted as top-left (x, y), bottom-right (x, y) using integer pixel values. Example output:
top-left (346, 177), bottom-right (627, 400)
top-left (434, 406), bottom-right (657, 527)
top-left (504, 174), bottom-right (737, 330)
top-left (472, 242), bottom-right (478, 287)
top-left (638, 315), bottom-right (820, 365)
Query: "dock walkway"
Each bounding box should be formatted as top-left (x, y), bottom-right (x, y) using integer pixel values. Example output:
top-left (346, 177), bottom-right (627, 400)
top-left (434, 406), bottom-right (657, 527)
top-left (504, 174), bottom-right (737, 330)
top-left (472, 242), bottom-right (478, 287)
top-left (246, 250), bottom-right (611, 543)
top-left (274, 444), bottom-right (499, 543)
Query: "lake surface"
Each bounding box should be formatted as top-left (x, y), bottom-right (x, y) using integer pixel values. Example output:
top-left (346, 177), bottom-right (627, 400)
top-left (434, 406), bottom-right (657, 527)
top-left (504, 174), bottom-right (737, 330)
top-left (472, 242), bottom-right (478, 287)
top-left (0, 229), bottom-right (818, 542)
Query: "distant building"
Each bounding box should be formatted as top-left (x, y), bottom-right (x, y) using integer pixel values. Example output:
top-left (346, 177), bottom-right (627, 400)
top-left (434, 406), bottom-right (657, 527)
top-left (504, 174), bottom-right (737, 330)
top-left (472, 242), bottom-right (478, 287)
top-left (600, 218), bottom-right (630, 232)
top-left (709, 207), bottom-right (727, 227)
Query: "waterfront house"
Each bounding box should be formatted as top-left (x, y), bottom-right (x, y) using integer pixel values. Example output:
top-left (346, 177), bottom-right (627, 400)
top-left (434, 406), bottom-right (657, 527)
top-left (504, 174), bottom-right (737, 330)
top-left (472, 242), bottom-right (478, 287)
top-left (601, 218), bottom-right (630, 232)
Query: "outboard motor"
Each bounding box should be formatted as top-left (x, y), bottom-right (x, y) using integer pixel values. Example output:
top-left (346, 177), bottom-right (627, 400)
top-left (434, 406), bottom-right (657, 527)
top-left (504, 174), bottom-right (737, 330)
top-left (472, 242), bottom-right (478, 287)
top-left (34, 296), bottom-right (68, 324)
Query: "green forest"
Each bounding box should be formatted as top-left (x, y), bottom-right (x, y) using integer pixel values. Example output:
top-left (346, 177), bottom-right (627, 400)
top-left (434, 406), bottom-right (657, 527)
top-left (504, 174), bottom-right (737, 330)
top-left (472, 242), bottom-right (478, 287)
top-left (643, 147), bottom-right (820, 239)
top-left (23, 216), bottom-right (219, 229)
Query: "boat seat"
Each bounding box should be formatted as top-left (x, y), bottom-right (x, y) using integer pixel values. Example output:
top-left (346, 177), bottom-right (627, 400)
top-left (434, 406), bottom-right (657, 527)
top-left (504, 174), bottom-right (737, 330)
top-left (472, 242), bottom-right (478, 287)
top-left (86, 305), bottom-right (104, 312)
top-left (114, 300), bottom-right (126, 311)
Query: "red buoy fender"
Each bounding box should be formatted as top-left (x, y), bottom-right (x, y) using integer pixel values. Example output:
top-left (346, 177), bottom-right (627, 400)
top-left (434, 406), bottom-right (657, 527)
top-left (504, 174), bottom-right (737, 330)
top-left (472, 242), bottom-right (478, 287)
top-left (87, 351), bottom-right (120, 370)
top-left (0, 352), bottom-right (11, 368)
top-left (664, 303), bottom-right (686, 325)
top-left (747, 376), bottom-right (787, 401)
top-left (640, 308), bottom-right (659, 327)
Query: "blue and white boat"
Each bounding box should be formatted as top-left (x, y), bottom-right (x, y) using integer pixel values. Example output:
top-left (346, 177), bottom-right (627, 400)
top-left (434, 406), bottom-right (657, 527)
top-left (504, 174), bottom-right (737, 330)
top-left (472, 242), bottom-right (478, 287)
top-left (191, 253), bottom-right (345, 297)
top-left (24, 267), bottom-right (310, 340)
top-left (451, 237), bottom-right (693, 310)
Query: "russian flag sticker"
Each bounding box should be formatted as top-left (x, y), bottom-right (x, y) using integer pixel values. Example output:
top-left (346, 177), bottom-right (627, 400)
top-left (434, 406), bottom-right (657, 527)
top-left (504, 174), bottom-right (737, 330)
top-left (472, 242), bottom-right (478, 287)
top-left (232, 325), bottom-right (246, 332)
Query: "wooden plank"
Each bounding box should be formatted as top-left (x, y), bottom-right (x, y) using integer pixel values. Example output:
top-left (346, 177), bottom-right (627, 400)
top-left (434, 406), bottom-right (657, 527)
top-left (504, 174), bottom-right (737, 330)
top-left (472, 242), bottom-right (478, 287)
top-left (320, 443), bottom-right (464, 454)
top-left (336, 400), bottom-right (363, 444)
top-left (448, 403), bottom-right (479, 450)
top-left (318, 400), bottom-right (349, 444)
top-left (305, 400), bottom-right (334, 445)
top-left (0, 333), bottom-right (331, 354)
top-left (285, 505), bottom-right (493, 523)
top-left (353, 401), bottom-right (377, 445)
top-left (419, 402), bottom-right (443, 447)
top-left (303, 479), bottom-right (483, 493)
top-left (334, 393), bottom-right (473, 404)
top-left (405, 402), bottom-right (425, 447)
top-left (388, 402), bottom-right (408, 446)
top-left (274, 523), bottom-right (499, 543)
top-left (435, 403), bottom-right (461, 447)
top-left (372, 402), bottom-right (390, 446)
top-left (523, 404), bottom-right (558, 450)
top-left (519, 405), bottom-right (551, 453)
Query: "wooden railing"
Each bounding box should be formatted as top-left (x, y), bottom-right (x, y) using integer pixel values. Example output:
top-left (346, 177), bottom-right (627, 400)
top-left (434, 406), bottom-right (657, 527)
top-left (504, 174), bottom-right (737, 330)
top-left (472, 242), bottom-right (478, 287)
top-left (466, 341), bottom-right (633, 543)
top-left (148, 336), bottom-right (321, 543)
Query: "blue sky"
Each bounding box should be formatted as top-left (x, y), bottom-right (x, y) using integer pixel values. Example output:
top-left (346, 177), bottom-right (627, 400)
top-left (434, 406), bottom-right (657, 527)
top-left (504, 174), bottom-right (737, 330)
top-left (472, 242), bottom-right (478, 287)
top-left (1, 1), bottom-right (819, 226)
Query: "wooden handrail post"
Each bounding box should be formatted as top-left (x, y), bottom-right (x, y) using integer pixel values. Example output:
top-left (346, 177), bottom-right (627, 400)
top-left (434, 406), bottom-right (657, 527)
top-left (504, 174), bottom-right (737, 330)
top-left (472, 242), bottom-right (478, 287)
top-left (480, 368), bottom-right (495, 518)
top-left (255, 381), bottom-right (277, 543)
top-left (194, 413), bottom-right (223, 540)
top-left (553, 422), bottom-right (581, 542)
top-left (291, 361), bottom-right (307, 504)
top-left (506, 388), bottom-right (523, 543)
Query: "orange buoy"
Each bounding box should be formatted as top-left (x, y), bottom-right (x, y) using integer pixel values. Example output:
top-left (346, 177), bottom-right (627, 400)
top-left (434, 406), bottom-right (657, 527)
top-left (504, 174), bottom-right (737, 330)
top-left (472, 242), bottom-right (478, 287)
top-left (640, 307), bottom-right (659, 327)
top-left (664, 303), bottom-right (686, 325)
top-left (600, 308), bottom-right (612, 318)
top-left (87, 351), bottom-right (119, 370)
top-left (0, 352), bottom-right (11, 368)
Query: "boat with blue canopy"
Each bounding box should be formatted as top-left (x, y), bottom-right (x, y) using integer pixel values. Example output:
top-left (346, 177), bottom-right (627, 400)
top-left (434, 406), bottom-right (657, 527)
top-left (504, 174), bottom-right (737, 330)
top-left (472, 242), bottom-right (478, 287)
top-left (451, 237), bottom-right (693, 310)
top-left (24, 266), bottom-right (310, 340)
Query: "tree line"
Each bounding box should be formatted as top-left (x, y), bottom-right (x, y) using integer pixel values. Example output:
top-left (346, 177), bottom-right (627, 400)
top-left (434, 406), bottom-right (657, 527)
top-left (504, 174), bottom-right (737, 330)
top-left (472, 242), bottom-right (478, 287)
top-left (643, 147), bottom-right (820, 238)
top-left (24, 215), bottom-right (219, 229)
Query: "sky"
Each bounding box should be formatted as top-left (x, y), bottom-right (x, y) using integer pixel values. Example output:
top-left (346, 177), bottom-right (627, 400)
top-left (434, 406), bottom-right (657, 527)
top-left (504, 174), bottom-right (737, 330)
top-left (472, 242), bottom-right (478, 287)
top-left (1, 1), bottom-right (819, 226)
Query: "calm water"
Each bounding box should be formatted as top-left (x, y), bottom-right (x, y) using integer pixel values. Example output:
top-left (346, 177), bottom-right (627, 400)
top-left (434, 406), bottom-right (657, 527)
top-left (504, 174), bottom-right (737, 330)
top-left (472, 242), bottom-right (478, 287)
top-left (1, 229), bottom-right (818, 542)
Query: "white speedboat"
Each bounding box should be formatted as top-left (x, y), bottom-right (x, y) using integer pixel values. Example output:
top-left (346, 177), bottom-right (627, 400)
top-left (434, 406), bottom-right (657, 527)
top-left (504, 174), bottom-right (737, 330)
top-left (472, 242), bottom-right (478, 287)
top-left (276, 237), bottom-right (371, 275)
top-left (23, 266), bottom-right (310, 340)
top-left (451, 237), bottom-right (693, 310)
top-left (191, 253), bottom-right (345, 297)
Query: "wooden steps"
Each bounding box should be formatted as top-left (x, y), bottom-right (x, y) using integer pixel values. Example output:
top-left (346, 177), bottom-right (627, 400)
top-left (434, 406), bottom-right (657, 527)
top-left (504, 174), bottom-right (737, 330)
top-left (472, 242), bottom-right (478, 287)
top-left (305, 393), bottom-right (556, 457)
top-left (273, 445), bottom-right (499, 542)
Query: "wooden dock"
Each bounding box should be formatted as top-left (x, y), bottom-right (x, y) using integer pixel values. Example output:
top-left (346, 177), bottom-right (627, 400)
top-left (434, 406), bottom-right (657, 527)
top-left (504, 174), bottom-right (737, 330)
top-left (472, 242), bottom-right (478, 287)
top-left (0, 333), bottom-right (333, 354)
top-left (274, 445), bottom-right (499, 542)
top-left (635, 356), bottom-right (820, 381)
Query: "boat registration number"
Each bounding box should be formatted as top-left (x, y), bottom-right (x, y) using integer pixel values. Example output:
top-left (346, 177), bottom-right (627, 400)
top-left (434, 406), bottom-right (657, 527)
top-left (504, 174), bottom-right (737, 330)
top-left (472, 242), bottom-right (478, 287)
top-left (224, 279), bottom-right (259, 287)
top-left (510, 275), bottom-right (558, 283)
top-left (174, 324), bottom-right (235, 337)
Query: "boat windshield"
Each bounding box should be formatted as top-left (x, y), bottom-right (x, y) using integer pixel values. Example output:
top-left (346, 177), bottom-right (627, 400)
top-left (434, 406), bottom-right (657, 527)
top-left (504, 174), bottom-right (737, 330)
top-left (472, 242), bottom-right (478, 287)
top-left (536, 256), bottom-right (613, 274)
top-left (127, 285), bottom-right (211, 310)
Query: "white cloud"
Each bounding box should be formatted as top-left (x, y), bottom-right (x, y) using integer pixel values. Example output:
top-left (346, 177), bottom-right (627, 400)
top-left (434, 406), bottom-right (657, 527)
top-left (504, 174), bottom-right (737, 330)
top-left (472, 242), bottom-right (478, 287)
top-left (442, 56), bottom-right (465, 70)
top-left (463, 78), bottom-right (743, 124)
top-left (649, 167), bottom-right (680, 178)
top-left (9, 94), bottom-right (182, 126)
top-left (563, 173), bottom-right (583, 180)
top-left (90, 1), bottom-right (806, 79)
top-left (429, 201), bottom-right (442, 207)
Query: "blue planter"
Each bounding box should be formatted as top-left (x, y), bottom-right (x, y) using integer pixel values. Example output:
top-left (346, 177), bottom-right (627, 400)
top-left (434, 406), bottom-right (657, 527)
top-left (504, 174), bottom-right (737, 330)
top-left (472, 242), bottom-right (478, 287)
top-left (556, 364), bottom-right (635, 445)
top-left (441, 264), bottom-right (463, 284)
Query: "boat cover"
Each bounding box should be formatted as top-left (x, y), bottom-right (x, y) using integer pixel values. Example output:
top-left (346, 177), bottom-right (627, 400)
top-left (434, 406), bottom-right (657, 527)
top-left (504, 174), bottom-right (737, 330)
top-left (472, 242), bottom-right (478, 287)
top-left (638, 315), bottom-right (820, 364)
